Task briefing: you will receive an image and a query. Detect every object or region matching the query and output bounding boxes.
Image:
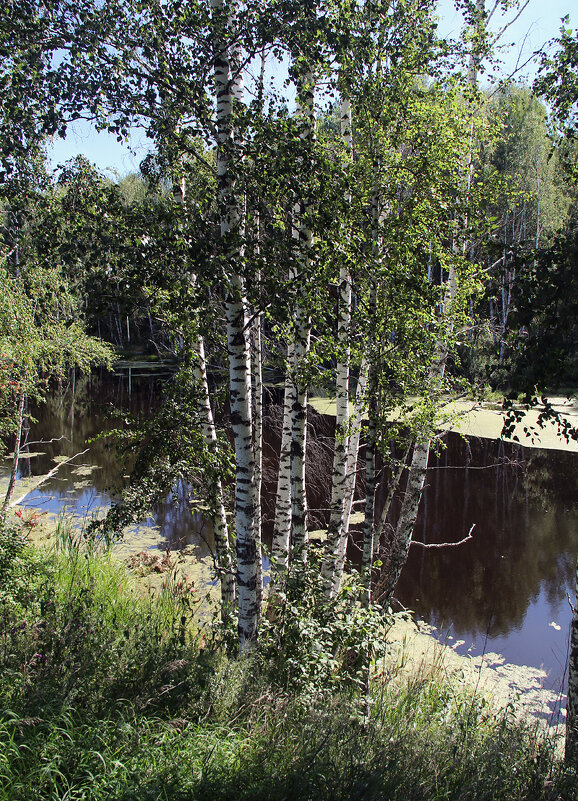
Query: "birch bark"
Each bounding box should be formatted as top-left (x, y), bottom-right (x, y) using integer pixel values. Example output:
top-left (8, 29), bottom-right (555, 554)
top-left (174, 173), bottom-right (236, 616)
top-left (271, 342), bottom-right (295, 575)
top-left (323, 359), bottom-right (368, 597)
top-left (191, 335), bottom-right (236, 614)
top-left (252, 251), bottom-right (264, 613)
top-left (289, 69), bottom-right (315, 561)
top-left (212, 0), bottom-right (258, 646)
top-left (361, 283), bottom-right (378, 606)
top-left (322, 95), bottom-right (354, 590)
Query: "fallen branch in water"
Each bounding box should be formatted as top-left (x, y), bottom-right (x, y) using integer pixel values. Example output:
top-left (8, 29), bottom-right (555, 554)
top-left (21, 435), bottom-right (68, 448)
top-left (8, 449), bottom-right (89, 509)
top-left (411, 523), bottom-right (476, 550)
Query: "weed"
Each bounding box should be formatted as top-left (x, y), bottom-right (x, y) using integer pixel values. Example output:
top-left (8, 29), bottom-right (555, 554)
top-left (0, 523), bottom-right (575, 800)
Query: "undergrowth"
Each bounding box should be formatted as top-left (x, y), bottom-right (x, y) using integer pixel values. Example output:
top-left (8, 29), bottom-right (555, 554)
top-left (0, 520), bottom-right (575, 801)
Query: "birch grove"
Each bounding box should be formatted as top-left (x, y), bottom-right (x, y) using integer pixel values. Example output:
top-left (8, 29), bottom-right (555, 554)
top-left (21, 0), bottom-right (550, 651)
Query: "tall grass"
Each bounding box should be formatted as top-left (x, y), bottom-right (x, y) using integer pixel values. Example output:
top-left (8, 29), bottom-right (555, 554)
top-left (0, 524), bottom-right (575, 801)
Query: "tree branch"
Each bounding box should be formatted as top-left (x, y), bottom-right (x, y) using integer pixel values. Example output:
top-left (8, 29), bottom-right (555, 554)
top-left (411, 523), bottom-right (476, 549)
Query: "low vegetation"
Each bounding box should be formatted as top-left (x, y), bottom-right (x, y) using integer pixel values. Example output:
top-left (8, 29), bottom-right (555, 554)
top-left (0, 520), bottom-right (576, 801)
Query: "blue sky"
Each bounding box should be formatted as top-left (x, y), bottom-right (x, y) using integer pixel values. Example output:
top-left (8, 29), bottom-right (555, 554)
top-left (48, 0), bottom-right (576, 178)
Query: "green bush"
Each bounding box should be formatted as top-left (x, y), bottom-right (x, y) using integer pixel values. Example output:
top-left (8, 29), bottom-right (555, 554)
top-left (256, 556), bottom-right (389, 701)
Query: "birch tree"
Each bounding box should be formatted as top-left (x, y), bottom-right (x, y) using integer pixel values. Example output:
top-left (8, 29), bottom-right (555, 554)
top-left (13, 0), bottom-right (516, 644)
top-left (370, 3), bottom-right (489, 607)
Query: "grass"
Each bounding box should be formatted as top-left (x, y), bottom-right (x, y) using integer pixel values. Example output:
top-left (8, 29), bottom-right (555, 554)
top-left (0, 521), bottom-right (576, 801)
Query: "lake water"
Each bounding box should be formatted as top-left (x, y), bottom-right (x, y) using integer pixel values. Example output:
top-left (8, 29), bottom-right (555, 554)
top-left (5, 369), bottom-right (578, 700)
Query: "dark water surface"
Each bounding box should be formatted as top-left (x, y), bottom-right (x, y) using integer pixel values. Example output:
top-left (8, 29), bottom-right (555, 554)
top-left (5, 370), bottom-right (578, 693)
top-left (395, 436), bottom-right (577, 692)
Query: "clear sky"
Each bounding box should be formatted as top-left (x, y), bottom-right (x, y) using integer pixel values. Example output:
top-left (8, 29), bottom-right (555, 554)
top-left (47, 0), bottom-right (576, 178)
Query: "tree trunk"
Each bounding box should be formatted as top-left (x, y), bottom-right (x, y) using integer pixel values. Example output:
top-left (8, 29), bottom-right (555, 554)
top-left (290, 302), bottom-right (310, 560)
top-left (380, 440), bottom-right (430, 604)
top-left (212, 0), bottom-right (258, 647)
top-left (360, 279), bottom-right (378, 606)
top-left (226, 279), bottom-right (258, 645)
top-left (174, 168), bottom-right (236, 619)
top-left (289, 69), bottom-right (314, 562)
top-left (252, 281), bottom-right (264, 613)
top-left (323, 95), bottom-right (354, 586)
top-left (271, 342), bottom-right (295, 576)
top-left (323, 358), bottom-right (368, 598)
top-left (2, 389), bottom-right (26, 514)
top-left (191, 336), bottom-right (236, 616)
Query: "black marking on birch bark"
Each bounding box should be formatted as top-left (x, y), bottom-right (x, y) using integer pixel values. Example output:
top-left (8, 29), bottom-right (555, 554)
top-left (291, 442), bottom-right (304, 459)
top-left (237, 573), bottom-right (257, 591)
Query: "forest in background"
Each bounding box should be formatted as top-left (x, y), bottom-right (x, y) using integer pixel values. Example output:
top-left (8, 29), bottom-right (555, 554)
top-left (1, 1), bottom-right (578, 796)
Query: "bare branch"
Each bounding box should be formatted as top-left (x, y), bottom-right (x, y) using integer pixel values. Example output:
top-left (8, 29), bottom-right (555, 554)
top-left (490, 1), bottom-right (531, 47)
top-left (411, 523), bottom-right (477, 549)
top-left (485, 1), bottom-right (501, 26)
top-left (21, 435), bottom-right (67, 448)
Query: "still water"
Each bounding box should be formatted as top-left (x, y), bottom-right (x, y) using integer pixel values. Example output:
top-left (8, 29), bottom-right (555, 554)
top-left (6, 370), bottom-right (578, 695)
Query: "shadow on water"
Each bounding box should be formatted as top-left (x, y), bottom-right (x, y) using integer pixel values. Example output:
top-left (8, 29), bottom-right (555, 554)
top-left (394, 435), bottom-right (578, 687)
top-left (4, 369), bottom-right (577, 690)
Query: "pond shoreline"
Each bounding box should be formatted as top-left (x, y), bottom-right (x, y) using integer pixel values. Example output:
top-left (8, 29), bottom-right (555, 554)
top-left (386, 616), bottom-right (567, 744)
top-left (7, 505), bottom-right (569, 749)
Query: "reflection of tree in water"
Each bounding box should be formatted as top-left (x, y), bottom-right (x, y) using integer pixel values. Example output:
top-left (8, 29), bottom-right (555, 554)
top-left (395, 434), bottom-right (578, 638)
top-left (523, 449), bottom-right (577, 511)
top-left (10, 377), bottom-right (578, 640)
top-left (155, 478), bottom-right (215, 557)
top-left (14, 371), bottom-right (164, 495)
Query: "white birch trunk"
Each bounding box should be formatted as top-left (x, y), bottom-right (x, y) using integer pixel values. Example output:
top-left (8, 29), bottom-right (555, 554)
top-left (328, 183), bottom-right (381, 598)
top-left (226, 280), bottom-right (258, 645)
top-left (192, 336), bottom-right (236, 614)
top-left (360, 281), bottom-right (378, 606)
top-left (289, 69), bottom-right (314, 561)
top-left (374, 446), bottom-right (410, 551)
top-left (252, 272), bottom-right (263, 613)
top-left (380, 263), bottom-right (454, 605)
top-left (174, 172), bottom-right (236, 616)
top-left (290, 298), bottom-right (310, 560)
top-left (322, 95), bottom-right (354, 587)
top-left (212, 0), bottom-right (258, 646)
top-left (380, 440), bottom-right (430, 604)
top-left (271, 342), bottom-right (295, 575)
top-left (323, 359), bottom-right (368, 597)
top-left (361, 407), bottom-right (376, 606)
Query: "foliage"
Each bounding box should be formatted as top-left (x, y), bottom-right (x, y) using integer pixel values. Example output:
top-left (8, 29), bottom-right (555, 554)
top-left (505, 225), bottom-right (578, 392)
top-left (0, 153), bottom-right (114, 456)
top-left (460, 85), bottom-right (574, 391)
top-left (0, 522), bottom-right (45, 619)
top-left (0, 538), bottom-right (575, 800)
top-left (0, 526), bottom-right (203, 719)
top-left (535, 18), bottom-right (578, 135)
top-left (87, 358), bottom-right (234, 546)
top-left (258, 555), bottom-right (389, 700)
